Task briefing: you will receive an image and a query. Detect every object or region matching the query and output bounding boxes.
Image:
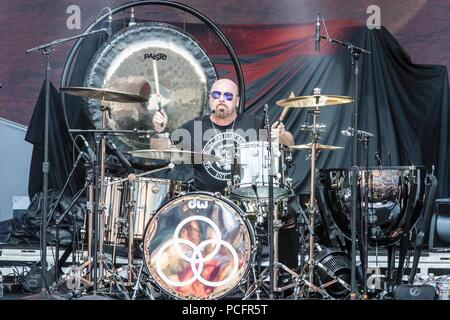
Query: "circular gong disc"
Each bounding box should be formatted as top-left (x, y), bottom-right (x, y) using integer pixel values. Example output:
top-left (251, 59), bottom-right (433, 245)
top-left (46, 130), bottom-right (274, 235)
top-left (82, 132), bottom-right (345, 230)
top-left (84, 22), bottom-right (217, 151)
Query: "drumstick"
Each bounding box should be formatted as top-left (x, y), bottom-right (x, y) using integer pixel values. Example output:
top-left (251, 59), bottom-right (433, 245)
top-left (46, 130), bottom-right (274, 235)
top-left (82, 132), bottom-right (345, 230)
top-left (278, 92), bottom-right (295, 124)
top-left (153, 59), bottom-right (164, 127)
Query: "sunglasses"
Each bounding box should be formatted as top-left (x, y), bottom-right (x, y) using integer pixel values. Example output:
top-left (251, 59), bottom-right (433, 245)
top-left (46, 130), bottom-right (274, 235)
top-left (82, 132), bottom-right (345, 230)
top-left (211, 91), bottom-right (235, 101)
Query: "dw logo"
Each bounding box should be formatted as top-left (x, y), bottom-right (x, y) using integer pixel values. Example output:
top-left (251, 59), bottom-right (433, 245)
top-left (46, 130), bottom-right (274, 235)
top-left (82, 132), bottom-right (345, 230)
top-left (187, 199), bottom-right (209, 210)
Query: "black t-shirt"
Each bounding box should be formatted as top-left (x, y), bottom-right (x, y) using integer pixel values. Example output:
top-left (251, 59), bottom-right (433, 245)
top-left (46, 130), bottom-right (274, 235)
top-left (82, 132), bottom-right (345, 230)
top-left (172, 113), bottom-right (265, 193)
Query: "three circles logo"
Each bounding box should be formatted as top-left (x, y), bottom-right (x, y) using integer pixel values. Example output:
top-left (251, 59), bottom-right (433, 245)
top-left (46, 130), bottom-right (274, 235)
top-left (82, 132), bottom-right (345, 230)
top-left (155, 215), bottom-right (239, 287)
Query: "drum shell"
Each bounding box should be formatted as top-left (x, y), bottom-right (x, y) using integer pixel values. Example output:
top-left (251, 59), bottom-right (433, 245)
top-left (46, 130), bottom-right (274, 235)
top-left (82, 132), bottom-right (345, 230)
top-left (103, 177), bottom-right (126, 244)
top-left (142, 192), bottom-right (255, 300)
top-left (130, 177), bottom-right (185, 239)
top-left (230, 141), bottom-right (289, 199)
top-left (318, 166), bottom-right (427, 247)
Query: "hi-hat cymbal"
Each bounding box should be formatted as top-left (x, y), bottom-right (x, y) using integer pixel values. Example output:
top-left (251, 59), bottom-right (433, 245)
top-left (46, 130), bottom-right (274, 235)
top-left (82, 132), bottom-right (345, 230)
top-left (129, 149), bottom-right (221, 164)
top-left (276, 95), bottom-right (353, 108)
top-left (290, 143), bottom-right (344, 151)
top-left (61, 86), bottom-right (148, 103)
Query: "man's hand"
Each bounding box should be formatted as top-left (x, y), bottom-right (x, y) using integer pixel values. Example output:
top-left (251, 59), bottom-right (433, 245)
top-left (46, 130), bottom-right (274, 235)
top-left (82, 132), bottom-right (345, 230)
top-left (272, 121), bottom-right (295, 147)
top-left (128, 173), bottom-right (137, 182)
top-left (152, 109), bottom-right (168, 133)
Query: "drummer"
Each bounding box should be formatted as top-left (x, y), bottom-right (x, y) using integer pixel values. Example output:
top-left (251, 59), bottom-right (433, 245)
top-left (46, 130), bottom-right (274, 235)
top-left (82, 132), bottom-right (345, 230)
top-left (151, 78), bottom-right (300, 271)
top-left (152, 78), bottom-right (294, 192)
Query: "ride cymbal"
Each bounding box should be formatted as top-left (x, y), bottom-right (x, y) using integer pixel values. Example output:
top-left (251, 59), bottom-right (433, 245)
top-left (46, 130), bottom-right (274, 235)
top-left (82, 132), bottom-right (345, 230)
top-left (276, 95), bottom-right (352, 108)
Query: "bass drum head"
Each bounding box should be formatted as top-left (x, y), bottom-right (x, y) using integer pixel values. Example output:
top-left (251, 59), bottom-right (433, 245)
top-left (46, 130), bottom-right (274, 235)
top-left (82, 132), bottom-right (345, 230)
top-left (143, 192), bottom-right (254, 300)
top-left (84, 22), bottom-right (217, 153)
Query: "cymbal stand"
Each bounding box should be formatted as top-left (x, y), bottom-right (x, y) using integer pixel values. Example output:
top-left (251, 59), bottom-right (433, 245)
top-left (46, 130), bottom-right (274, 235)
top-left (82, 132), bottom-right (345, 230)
top-left (320, 29), bottom-right (371, 298)
top-left (25, 27), bottom-right (108, 299)
top-left (361, 132), bottom-right (371, 299)
top-left (98, 102), bottom-right (111, 286)
top-left (297, 88), bottom-right (331, 299)
top-left (263, 105), bottom-right (303, 297)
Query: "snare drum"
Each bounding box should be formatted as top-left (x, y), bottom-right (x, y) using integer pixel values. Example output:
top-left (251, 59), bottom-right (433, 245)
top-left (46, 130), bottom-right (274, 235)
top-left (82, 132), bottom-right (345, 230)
top-left (143, 192), bottom-right (255, 300)
top-left (230, 141), bottom-right (289, 199)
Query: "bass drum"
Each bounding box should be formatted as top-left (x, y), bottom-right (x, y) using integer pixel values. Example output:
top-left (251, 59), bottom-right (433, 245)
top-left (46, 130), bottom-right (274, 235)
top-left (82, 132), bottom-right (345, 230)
top-left (318, 166), bottom-right (428, 247)
top-left (143, 192), bottom-right (255, 300)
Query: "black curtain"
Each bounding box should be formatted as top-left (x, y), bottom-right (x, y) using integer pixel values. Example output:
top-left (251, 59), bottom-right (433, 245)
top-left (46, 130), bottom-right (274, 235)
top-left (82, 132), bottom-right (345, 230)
top-left (25, 81), bottom-right (83, 199)
top-left (59, 22), bottom-right (450, 197)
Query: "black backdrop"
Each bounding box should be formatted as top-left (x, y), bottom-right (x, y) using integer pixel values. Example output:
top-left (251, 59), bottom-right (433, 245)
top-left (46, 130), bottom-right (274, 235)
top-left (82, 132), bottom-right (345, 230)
top-left (28, 21), bottom-right (450, 199)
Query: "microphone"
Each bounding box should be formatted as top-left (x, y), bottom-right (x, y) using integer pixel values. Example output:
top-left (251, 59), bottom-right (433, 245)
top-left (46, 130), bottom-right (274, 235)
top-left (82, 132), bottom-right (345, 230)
top-left (315, 13), bottom-right (321, 52)
top-left (211, 109), bottom-right (216, 114)
top-left (375, 152), bottom-right (383, 166)
top-left (341, 128), bottom-right (352, 137)
top-left (107, 8), bottom-right (112, 43)
top-left (341, 127), bottom-right (374, 138)
top-left (128, 7), bottom-right (136, 26)
top-left (79, 136), bottom-right (96, 162)
top-left (107, 141), bottom-right (134, 173)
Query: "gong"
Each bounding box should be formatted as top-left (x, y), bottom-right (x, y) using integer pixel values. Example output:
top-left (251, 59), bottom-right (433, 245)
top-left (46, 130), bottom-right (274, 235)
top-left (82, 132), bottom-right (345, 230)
top-left (84, 22), bottom-right (217, 151)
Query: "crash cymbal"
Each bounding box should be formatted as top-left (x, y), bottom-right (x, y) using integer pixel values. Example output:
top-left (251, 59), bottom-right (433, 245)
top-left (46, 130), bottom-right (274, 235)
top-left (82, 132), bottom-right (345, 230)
top-left (276, 95), bottom-right (352, 108)
top-left (290, 143), bottom-right (344, 151)
top-left (61, 86), bottom-right (148, 103)
top-left (129, 149), bottom-right (221, 164)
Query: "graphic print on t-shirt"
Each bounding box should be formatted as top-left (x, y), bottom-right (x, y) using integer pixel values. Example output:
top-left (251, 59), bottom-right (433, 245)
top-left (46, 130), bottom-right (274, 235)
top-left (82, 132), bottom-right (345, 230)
top-left (202, 131), bottom-right (245, 181)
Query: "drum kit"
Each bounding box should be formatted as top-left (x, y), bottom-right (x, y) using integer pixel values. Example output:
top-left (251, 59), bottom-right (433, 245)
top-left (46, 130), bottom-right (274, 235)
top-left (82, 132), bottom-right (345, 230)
top-left (57, 83), bottom-right (431, 301)
top-left (57, 83), bottom-right (358, 300)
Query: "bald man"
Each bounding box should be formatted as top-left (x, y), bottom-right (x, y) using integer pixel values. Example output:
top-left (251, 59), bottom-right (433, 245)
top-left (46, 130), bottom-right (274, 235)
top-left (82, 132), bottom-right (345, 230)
top-left (152, 78), bottom-right (294, 192)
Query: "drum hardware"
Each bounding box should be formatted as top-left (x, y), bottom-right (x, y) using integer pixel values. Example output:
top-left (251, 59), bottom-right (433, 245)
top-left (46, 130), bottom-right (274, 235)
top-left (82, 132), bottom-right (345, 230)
top-left (62, 86), bottom-right (152, 293)
top-left (342, 127), bottom-right (374, 298)
top-left (24, 28), bottom-right (110, 299)
top-left (57, 260), bottom-right (94, 292)
top-left (131, 261), bottom-right (147, 300)
top-left (277, 88), bottom-right (352, 299)
top-left (318, 24), bottom-right (371, 298)
top-left (300, 123), bottom-right (327, 133)
top-left (46, 150), bottom-right (93, 285)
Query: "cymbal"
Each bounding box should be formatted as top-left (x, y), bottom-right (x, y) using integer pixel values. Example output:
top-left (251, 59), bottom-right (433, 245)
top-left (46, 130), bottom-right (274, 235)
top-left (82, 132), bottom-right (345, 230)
top-left (129, 149), bottom-right (221, 164)
top-left (276, 95), bottom-right (353, 108)
top-left (290, 143), bottom-right (344, 151)
top-left (61, 86), bottom-right (148, 103)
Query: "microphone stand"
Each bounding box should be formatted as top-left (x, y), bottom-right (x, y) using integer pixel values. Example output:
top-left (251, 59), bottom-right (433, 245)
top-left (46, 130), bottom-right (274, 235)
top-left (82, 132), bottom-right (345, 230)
top-left (320, 33), bottom-right (371, 299)
top-left (264, 105), bottom-right (275, 299)
top-left (24, 27), bottom-right (107, 298)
